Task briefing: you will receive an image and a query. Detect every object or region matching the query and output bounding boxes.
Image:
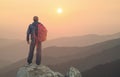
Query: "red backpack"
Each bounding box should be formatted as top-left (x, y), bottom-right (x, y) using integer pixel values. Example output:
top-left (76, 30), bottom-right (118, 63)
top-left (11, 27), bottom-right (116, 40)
top-left (36, 23), bottom-right (47, 42)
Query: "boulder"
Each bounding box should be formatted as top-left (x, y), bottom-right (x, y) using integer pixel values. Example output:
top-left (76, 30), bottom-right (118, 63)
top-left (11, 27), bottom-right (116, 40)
top-left (66, 67), bottom-right (82, 77)
top-left (17, 64), bottom-right (63, 77)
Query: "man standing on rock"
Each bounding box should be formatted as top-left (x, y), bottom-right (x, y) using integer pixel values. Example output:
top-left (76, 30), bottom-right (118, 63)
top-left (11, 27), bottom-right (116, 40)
top-left (26, 16), bottom-right (47, 65)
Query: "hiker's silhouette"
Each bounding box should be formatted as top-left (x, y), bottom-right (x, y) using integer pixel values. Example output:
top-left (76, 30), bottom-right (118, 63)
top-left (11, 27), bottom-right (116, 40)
top-left (26, 16), bottom-right (47, 65)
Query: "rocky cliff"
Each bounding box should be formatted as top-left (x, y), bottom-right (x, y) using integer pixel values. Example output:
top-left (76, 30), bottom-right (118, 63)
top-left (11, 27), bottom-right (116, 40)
top-left (16, 64), bottom-right (82, 77)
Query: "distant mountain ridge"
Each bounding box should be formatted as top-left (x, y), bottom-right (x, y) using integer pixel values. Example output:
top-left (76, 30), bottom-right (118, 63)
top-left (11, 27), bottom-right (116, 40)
top-left (0, 32), bottom-right (119, 66)
top-left (82, 59), bottom-right (120, 77)
top-left (1, 32), bottom-right (120, 48)
top-left (43, 32), bottom-right (120, 47)
top-left (46, 38), bottom-right (120, 73)
top-left (0, 38), bottom-right (120, 77)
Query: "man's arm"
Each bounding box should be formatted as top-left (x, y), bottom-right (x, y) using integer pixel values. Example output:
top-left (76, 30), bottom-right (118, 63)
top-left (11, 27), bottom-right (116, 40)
top-left (26, 24), bottom-right (31, 44)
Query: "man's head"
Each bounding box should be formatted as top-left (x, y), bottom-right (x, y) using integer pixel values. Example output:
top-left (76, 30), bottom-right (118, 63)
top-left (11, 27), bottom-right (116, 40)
top-left (33, 16), bottom-right (39, 22)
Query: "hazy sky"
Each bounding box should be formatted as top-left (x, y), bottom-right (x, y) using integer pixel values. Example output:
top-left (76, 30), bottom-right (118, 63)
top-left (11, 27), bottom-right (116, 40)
top-left (0, 0), bottom-right (120, 40)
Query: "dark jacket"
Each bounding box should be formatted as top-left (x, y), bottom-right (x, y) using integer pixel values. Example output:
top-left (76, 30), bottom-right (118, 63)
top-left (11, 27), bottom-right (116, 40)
top-left (26, 21), bottom-right (39, 41)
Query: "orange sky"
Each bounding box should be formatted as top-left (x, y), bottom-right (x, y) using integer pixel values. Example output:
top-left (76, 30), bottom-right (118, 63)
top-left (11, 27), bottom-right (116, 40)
top-left (0, 0), bottom-right (120, 40)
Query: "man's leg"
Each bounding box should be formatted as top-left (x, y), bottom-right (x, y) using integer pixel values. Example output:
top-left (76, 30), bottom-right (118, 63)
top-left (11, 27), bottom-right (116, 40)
top-left (36, 41), bottom-right (42, 65)
top-left (27, 39), bottom-right (36, 64)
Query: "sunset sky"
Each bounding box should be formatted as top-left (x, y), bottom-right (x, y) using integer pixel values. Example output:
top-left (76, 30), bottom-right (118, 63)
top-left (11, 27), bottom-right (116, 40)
top-left (0, 0), bottom-right (120, 40)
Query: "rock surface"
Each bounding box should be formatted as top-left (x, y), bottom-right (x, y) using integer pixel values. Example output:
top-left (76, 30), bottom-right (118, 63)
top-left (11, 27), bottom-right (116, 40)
top-left (16, 64), bottom-right (82, 77)
top-left (66, 67), bottom-right (82, 77)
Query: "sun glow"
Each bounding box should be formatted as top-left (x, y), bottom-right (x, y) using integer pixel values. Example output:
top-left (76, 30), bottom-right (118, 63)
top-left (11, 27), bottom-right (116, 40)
top-left (57, 8), bottom-right (63, 14)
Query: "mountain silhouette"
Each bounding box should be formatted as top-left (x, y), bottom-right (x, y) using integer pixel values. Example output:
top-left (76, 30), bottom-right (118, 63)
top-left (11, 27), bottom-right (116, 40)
top-left (43, 32), bottom-right (120, 47)
top-left (1, 32), bottom-right (120, 67)
top-left (82, 59), bottom-right (120, 77)
top-left (47, 38), bottom-right (120, 73)
top-left (0, 38), bottom-right (120, 77)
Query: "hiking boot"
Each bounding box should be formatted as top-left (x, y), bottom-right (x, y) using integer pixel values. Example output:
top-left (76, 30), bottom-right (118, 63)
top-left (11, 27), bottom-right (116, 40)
top-left (25, 63), bottom-right (32, 67)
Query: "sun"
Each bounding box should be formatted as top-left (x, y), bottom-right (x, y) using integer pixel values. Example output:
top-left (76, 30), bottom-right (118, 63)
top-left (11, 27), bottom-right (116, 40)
top-left (57, 8), bottom-right (63, 14)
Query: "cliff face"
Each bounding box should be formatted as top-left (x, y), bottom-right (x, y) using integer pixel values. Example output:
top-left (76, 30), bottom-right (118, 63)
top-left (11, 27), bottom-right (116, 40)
top-left (16, 64), bottom-right (82, 77)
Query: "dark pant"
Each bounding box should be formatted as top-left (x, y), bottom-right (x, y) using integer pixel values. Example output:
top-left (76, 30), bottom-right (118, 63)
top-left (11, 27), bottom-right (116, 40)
top-left (27, 39), bottom-right (42, 65)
